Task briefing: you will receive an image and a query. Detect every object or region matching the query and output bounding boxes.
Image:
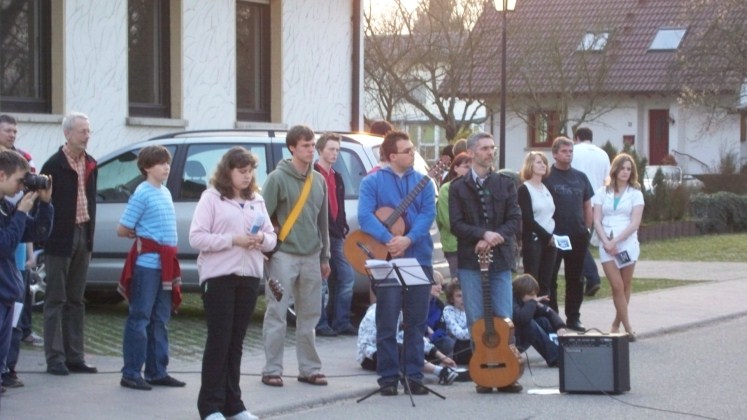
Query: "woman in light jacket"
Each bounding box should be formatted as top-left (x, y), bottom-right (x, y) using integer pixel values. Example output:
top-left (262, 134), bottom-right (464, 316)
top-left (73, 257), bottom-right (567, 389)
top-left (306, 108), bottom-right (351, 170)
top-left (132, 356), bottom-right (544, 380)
top-left (190, 147), bottom-right (277, 420)
top-left (592, 153), bottom-right (644, 341)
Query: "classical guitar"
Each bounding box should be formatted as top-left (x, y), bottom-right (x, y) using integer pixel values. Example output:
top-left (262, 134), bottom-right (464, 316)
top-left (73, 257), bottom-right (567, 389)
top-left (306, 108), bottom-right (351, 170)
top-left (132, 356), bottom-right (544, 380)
top-left (469, 250), bottom-right (524, 389)
top-left (344, 161), bottom-right (447, 274)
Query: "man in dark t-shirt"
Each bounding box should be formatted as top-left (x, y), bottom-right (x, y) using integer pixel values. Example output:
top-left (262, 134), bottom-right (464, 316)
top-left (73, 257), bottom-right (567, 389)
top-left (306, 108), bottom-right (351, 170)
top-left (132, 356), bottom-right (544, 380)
top-left (543, 137), bottom-right (593, 332)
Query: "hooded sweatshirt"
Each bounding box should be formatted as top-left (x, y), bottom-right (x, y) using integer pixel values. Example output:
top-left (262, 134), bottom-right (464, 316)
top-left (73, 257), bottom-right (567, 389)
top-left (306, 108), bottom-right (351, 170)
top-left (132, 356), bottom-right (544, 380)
top-left (189, 188), bottom-right (278, 284)
top-left (262, 159), bottom-right (330, 262)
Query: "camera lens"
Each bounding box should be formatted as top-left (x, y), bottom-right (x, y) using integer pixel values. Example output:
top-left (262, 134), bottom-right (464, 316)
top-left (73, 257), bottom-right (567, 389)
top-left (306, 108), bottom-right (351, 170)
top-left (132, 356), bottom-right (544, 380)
top-left (23, 173), bottom-right (49, 191)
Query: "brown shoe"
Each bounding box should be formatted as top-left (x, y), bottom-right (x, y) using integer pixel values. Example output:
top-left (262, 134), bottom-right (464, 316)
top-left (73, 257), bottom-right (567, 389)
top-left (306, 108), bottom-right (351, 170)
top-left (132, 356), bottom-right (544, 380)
top-left (497, 381), bottom-right (523, 393)
top-left (297, 373), bottom-right (328, 386)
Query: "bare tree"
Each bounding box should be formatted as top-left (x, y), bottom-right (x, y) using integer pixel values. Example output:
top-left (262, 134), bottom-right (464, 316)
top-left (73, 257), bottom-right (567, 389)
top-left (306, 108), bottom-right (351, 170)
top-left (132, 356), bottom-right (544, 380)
top-left (364, 0), bottom-right (488, 141)
top-left (499, 8), bottom-right (625, 137)
top-left (674, 0), bottom-right (747, 112)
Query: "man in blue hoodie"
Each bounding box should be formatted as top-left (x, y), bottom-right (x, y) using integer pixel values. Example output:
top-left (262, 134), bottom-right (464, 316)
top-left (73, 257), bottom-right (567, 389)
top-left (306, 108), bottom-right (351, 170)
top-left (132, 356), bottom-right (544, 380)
top-left (0, 150), bottom-right (53, 395)
top-left (358, 131), bottom-right (436, 396)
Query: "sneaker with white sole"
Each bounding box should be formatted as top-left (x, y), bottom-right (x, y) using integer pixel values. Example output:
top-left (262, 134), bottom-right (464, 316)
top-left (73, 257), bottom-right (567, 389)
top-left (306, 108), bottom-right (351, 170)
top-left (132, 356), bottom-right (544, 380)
top-left (21, 332), bottom-right (43, 346)
top-left (227, 410), bottom-right (259, 420)
top-left (438, 367), bottom-right (458, 385)
top-left (204, 413), bottom-right (226, 420)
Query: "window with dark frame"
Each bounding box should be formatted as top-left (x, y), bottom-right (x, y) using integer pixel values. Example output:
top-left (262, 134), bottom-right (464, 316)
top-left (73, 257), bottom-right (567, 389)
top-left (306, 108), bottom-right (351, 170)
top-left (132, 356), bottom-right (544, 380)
top-left (236, 1), bottom-right (271, 122)
top-left (128, 0), bottom-right (171, 118)
top-left (528, 110), bottom-right (560, 148)
top-left (0, 0), bottom-right (52, 113)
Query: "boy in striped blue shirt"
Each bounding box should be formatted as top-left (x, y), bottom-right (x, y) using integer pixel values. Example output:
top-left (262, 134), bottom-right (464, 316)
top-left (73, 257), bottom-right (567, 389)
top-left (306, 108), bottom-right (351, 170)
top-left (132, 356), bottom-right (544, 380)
top-left (116, 145), bottom-right (184, 391)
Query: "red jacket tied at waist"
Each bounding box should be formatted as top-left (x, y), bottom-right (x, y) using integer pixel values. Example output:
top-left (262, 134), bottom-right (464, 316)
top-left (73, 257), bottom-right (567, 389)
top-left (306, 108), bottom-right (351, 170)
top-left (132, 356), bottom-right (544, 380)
top-left (118, 237), bottom-right (182, 311)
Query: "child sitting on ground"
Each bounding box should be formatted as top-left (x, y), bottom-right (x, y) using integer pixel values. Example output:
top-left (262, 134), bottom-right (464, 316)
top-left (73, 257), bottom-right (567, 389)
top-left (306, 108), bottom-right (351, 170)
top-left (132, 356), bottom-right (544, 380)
top-left (356, 303), bottom-right (459, 387)
top-left (441, 281), bottom-right (472, 365)
top-left (512, 274), bottom-right (567, 367)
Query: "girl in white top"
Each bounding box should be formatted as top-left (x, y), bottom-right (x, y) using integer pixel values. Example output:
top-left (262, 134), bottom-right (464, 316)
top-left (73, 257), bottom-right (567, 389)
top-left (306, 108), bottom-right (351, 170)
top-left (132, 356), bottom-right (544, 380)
top-left (592, 153), bottom-right (644, 340)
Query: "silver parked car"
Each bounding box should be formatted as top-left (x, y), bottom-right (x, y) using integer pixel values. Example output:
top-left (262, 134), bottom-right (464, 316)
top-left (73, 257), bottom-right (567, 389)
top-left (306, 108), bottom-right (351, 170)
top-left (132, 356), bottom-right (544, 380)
top-left (34, 129), bottom-right (430, 306)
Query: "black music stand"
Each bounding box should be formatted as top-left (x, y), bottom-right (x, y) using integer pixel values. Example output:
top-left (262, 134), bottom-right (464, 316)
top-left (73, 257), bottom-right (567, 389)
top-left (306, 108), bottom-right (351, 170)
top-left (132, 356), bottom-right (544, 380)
top-left (357, 259), bottom-right (445, 406)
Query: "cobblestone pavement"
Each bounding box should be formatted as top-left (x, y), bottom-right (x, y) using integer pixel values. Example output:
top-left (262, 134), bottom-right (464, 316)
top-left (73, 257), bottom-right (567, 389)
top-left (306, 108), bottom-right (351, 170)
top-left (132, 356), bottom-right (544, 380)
top-left (30, 295), bottom-right (295, 362)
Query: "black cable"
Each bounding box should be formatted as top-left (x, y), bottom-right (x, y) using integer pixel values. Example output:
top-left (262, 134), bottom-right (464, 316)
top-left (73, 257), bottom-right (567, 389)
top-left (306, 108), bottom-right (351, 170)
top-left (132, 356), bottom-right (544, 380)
top-left (563, 344), bottom-right (719, 420)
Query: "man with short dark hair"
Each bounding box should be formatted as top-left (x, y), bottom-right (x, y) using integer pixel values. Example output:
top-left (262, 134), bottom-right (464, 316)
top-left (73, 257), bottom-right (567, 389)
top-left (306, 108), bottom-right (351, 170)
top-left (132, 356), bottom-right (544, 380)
top-left (261, 125), bottom-right (331, 387)
top-left (314, 132), bottom-right (357, 337)
top-left (0, 150), bottom-right (53, 396)
top-left (41, 112), bottom-right (99, 376)
top-left (573, 127), bottom-right (610, 297)
top-left (358, 130), bottom-right (436, 396)
top-left (0, 115), bottom-right (43, 390)
top-left (543, 137), bottom-right (594, 332)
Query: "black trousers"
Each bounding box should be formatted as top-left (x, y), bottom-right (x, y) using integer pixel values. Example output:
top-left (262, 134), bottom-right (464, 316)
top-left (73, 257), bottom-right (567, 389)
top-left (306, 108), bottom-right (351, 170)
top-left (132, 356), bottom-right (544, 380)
top-left (197, 275), bottom-right (259, 419)
top-left (551, 233), bottom-right (588, 322)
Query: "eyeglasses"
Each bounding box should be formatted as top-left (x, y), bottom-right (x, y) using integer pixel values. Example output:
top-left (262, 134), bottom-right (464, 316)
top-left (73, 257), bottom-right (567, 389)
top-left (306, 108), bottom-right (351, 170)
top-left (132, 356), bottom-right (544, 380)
top-left (395, 148), bottom-right (415, 155)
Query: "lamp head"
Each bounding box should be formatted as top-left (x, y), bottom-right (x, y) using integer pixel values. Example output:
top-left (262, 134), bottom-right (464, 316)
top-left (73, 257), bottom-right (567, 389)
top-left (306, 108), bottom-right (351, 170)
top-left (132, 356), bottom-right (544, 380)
top-left (494, 0), bottom-right (517, 11)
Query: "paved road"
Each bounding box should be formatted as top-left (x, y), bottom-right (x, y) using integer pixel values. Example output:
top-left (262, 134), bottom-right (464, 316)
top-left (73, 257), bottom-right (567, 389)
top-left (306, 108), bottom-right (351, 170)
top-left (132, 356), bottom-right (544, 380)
top-left (3, 260), bottom-right (747, 419)
top-left (270, 315), bottom-right (747, 420)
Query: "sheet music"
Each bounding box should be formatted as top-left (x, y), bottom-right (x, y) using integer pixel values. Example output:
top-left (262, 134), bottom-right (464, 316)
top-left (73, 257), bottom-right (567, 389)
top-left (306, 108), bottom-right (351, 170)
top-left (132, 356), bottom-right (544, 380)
top-left (365, 258), bottom-right (431, 286)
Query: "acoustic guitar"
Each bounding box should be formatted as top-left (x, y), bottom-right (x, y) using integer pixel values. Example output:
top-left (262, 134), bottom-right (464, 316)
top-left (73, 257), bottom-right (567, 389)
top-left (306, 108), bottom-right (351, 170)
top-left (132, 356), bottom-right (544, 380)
top-left (469, 250), bottom-right (524, 389)
top-left (343, 161), bottom-right (447, 274)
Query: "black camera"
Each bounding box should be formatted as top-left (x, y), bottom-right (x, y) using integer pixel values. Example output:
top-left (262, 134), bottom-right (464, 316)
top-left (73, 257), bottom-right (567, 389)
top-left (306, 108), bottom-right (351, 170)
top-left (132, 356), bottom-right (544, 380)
top-left (23, 172), bottom-right (49, 191)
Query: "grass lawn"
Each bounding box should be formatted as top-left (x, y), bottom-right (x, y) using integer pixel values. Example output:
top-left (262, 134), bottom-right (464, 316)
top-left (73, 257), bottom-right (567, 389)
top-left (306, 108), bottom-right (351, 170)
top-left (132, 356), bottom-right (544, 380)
top-left (639, 233), bottom-right (746, 262)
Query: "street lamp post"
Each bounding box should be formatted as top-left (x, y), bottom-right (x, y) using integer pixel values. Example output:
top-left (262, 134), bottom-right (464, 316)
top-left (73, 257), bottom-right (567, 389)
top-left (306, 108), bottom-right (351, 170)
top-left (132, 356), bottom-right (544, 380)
top-left (494, 0), bottom-right (516, 169)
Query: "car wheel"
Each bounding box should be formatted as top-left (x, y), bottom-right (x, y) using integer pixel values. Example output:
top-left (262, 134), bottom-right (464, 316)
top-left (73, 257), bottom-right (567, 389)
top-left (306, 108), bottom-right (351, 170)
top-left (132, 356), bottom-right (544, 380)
top-left (29, 250), bottom-right (46, 312)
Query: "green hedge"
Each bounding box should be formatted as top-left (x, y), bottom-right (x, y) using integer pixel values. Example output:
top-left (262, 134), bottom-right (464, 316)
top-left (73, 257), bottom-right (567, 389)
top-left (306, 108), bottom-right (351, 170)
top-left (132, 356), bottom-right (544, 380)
top-left (690, 192), bottom-right (747, 233)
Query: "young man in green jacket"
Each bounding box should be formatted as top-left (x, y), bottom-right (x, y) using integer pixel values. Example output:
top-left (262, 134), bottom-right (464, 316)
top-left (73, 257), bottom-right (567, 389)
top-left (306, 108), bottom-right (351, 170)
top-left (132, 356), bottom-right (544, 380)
top-left (260, 125), bottom-right (331, 387)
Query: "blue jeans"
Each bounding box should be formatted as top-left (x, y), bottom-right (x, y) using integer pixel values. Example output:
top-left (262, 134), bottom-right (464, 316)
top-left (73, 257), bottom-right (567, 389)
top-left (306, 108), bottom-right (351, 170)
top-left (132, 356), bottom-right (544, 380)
top-left (458, 268), bottom-right (512, 329)
top-left (121, 265), bottom-right (172, 380)
top-left (374, 266), bottom-right (432, 385)
top-left (316, 279), bottom-right (330, 329)
top-left (515, 317), bottom-right (559, 366)
top-left (0, 304), bottom-right (12, 383)
top-left (327, 237), bottom-right (355, 331)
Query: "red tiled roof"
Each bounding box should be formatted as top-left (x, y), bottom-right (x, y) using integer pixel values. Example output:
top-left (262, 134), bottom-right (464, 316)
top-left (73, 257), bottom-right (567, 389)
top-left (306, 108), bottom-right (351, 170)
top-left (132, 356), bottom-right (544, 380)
top-left (453, 0), bottom-right (743, 98)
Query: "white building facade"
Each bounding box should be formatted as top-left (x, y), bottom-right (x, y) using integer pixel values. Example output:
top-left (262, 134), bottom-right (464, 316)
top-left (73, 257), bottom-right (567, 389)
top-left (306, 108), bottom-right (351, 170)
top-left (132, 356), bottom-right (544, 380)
top-left (498, 95), bottom-right (743, 174)
top-left (2, 0), bottom-right (363, 164)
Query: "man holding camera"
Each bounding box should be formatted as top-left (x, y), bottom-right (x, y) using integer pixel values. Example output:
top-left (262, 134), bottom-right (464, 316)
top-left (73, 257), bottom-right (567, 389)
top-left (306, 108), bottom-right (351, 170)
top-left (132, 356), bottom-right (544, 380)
top-left (40, 112), bottom-right (99, 376)
top-left (0, 149), bottom-right (53, 397)
top-left (0, 114), bottom-right (44, 390)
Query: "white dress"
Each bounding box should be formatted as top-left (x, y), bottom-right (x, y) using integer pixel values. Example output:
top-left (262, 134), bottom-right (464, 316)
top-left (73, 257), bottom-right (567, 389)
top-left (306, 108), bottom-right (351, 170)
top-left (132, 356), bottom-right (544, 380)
top-left (592, 186), bottom-right (645, 264)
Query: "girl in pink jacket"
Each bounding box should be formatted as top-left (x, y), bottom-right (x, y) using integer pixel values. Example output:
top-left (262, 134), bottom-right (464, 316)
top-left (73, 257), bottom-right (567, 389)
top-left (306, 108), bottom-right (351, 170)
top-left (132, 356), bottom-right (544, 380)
top-left (189, 147), bottom-right (277, 420)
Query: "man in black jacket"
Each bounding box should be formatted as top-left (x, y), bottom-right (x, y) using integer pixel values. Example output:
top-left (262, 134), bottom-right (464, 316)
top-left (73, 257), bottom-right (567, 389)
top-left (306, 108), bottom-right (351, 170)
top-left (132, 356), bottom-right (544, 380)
top-left (449, 132), bottom-right (522, 393)
top-left (313, 132), bottom-right (356, 336)
top-left (40, 112), bottom-right (99, 376)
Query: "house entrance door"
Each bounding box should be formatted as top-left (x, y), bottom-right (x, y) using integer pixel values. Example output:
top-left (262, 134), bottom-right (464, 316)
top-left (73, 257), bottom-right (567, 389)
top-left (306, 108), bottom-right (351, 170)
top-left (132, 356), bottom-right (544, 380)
top-left (649, 109), bottom-right (669, 164)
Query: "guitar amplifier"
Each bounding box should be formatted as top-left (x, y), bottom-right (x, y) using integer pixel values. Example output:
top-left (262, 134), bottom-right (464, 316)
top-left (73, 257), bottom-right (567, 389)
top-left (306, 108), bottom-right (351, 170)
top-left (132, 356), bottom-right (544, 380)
top-left (559, 332), bottom-right (630, 394)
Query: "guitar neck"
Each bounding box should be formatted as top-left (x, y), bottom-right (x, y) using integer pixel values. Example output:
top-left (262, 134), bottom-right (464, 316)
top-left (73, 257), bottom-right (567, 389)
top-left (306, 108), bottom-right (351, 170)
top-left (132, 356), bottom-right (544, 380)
top-left (481, 268), bottom-right (496, 336)
top-left (382, 175), bottom-right (433, 228)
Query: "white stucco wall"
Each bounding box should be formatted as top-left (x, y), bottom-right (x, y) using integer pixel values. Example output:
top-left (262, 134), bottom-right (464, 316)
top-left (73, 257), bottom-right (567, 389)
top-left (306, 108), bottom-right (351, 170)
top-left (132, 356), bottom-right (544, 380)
top-left (13, 0), bottom-right (357, 166)
top-left (281, 0), bottom-right (353, 131)
top-left (497, 96), bottom-right (740, 175)
top-left (182, 0), bottom-right (236, 130)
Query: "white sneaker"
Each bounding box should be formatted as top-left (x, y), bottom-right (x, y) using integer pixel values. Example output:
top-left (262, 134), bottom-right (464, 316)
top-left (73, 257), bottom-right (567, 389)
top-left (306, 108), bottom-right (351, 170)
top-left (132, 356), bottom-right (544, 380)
top-left (205, 413), bottom-right (226, 420)
top-left (227, 411), bottom-right (259, 420)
